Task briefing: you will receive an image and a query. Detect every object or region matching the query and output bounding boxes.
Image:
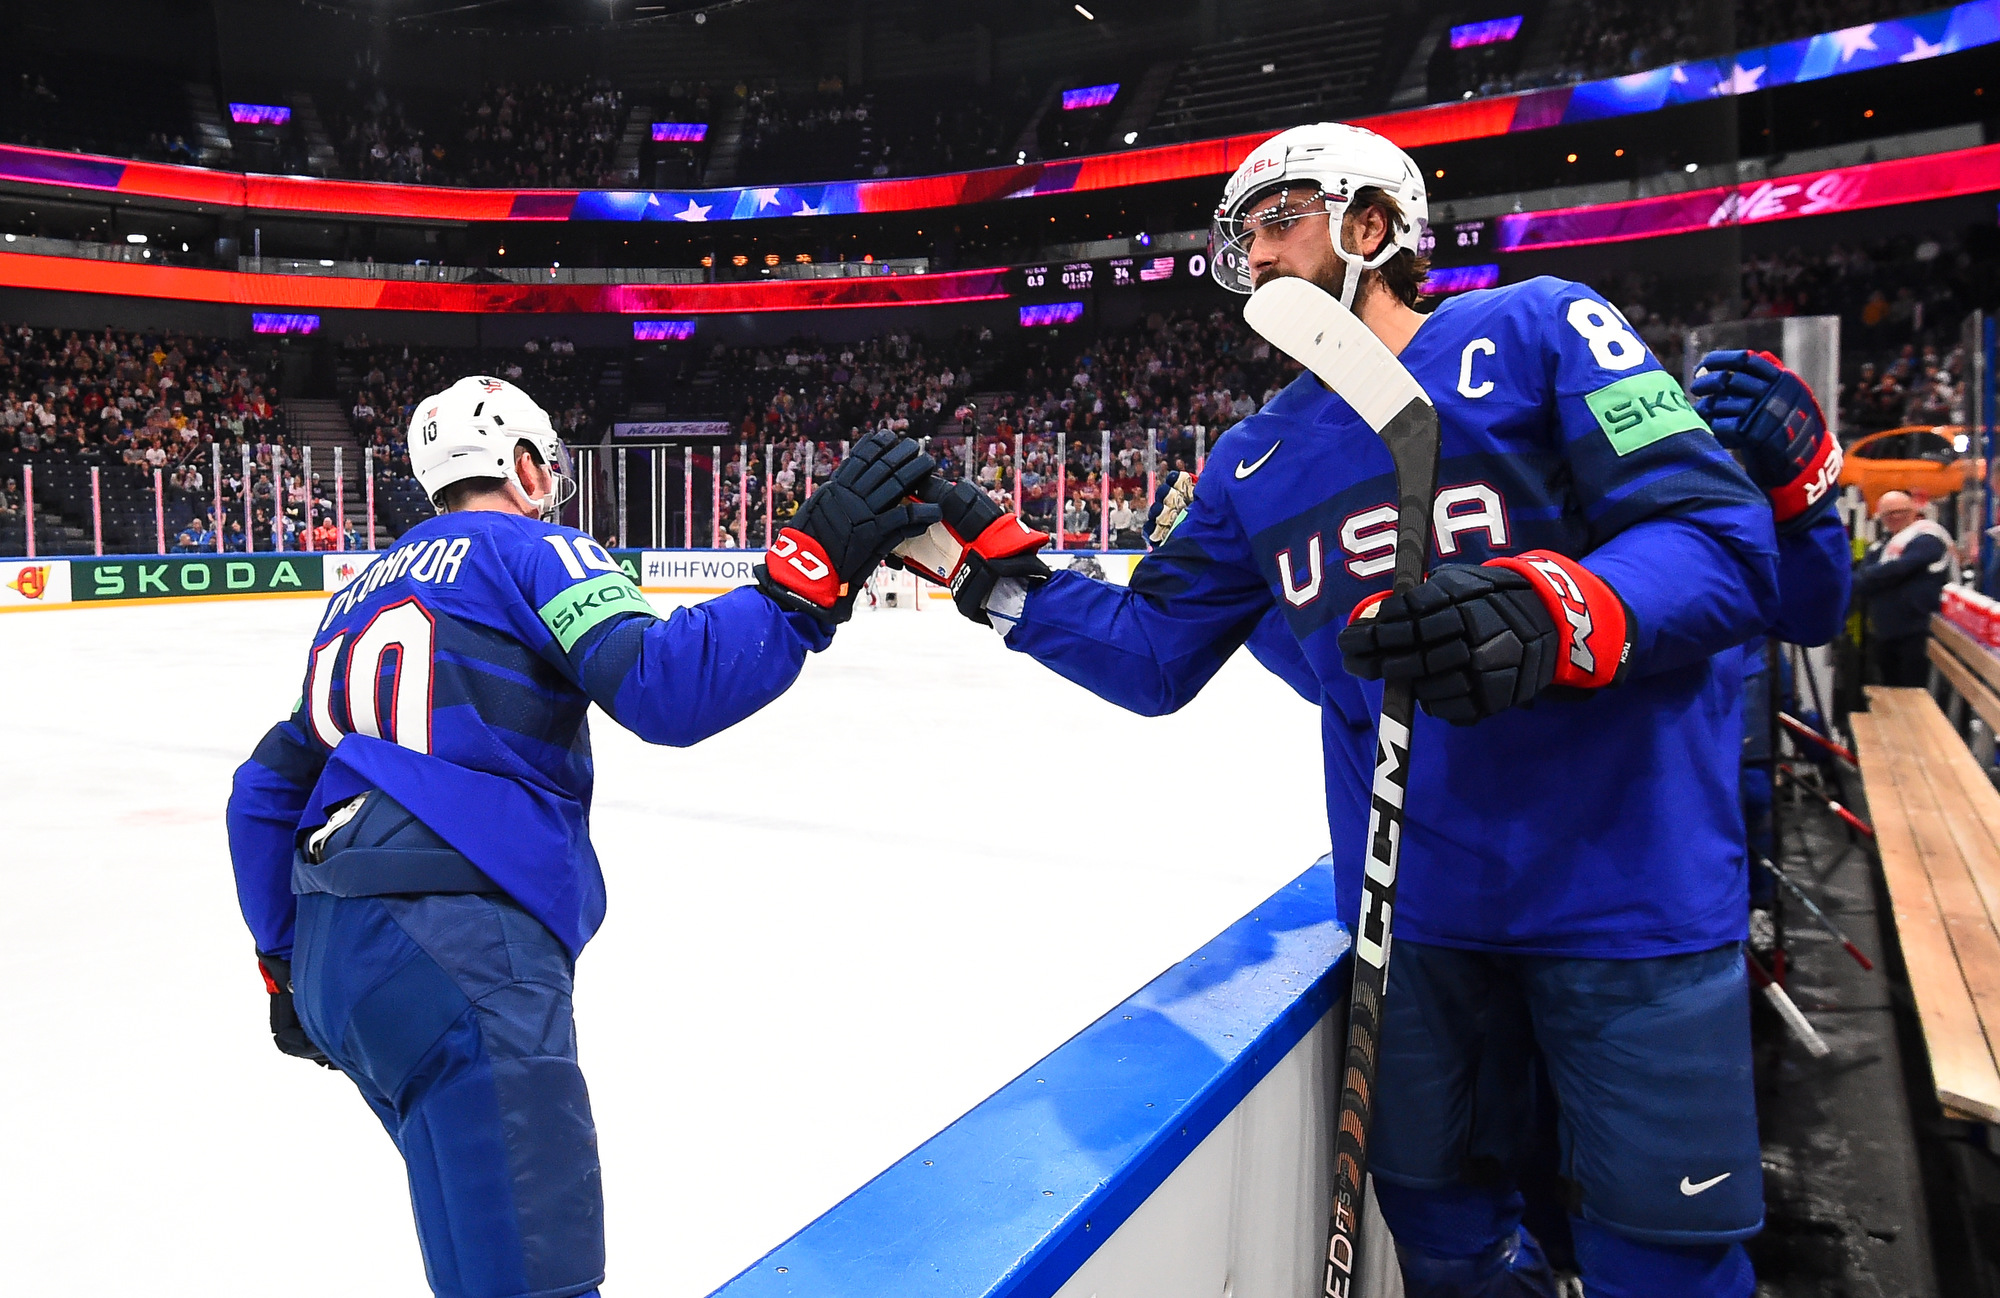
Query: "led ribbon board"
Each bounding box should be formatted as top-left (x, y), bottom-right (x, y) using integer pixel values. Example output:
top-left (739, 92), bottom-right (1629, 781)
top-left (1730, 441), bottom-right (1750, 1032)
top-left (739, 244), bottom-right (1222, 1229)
top-left (228, 103), bottom-right (291, 125)
top-left (250, 312), bottom-right (319, 333)
top-left (0, 253), bottom-right (1009, 314)
top-left (1061, 83), bottom-right (1121, 110)
top-left (1450, 16), bottom-right (1524, 48)
top-left (0, 0), bottom-right (1988, 223)
top-left (1496, 141), bottom-right (2000, 250)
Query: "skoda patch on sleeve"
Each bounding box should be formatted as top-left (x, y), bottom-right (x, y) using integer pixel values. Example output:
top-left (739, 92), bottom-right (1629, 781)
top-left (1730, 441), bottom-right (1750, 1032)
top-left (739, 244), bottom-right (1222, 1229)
top-left (1585, 371), bottom-right (1708, 456)
top-left (539, 572), bottom-right (649, 651)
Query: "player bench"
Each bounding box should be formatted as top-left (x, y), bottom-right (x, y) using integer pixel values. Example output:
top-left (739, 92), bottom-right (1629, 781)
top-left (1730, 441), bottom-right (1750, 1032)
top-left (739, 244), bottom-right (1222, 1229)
top-left (1927, 612), bottom-right (2000, 754)
top-left (1849, 684), bottom-right (2000, 1125)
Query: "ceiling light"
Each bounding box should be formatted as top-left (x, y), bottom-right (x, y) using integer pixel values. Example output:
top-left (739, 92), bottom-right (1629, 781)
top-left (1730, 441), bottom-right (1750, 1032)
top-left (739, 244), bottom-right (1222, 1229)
top-left (1073, 4), bottom-right (1094, 17)
top-left (1123, 131), bottom-right (1138, 145)
top-left (1685, 162), bottom-right (1699, 172)
top-left (126, 233), bottom-right (147, 244)
top-left (319, 258), bottom-right (335, 267)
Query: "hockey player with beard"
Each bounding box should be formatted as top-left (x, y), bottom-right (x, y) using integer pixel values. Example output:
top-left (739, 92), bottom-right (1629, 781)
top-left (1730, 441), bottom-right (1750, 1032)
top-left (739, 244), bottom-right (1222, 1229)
top-left (897, 123), bottom-right (1789, 1297)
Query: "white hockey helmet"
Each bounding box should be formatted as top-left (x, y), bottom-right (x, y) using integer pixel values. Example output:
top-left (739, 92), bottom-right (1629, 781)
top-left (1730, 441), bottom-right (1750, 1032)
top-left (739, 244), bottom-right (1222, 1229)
top-left (1209, 122), bottom-right (1429, 308)
top-left (409, 375), bottom-right (575, 520)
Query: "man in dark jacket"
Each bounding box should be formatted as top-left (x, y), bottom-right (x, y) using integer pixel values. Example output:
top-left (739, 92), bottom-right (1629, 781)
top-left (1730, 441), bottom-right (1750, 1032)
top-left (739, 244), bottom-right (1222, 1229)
top-left (1855, 490), bottom-right (1955, 686)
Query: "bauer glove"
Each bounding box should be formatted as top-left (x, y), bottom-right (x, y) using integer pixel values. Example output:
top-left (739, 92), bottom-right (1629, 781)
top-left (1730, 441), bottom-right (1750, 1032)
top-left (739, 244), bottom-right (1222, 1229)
top-left (756, 430), bottom-right (942, 627)
top-left (257, 953), bottom-right (336, 1069)
top-left (1337, 550), bottom-right (1634, 726)
top-left (1690, 349), bottom-right (1842, 535)
top-left (892, 478), bottom-right (1051, 626)
top-left (1145, 471), bottom-right (1199, 548)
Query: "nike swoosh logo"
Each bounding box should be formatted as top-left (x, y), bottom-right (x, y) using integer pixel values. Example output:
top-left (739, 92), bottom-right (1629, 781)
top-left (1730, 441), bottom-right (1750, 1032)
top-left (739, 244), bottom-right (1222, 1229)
top-left (1680, 1173), bottom-right (1731, 1196)
top-left (1235, 441), bottom-right (1281, 479)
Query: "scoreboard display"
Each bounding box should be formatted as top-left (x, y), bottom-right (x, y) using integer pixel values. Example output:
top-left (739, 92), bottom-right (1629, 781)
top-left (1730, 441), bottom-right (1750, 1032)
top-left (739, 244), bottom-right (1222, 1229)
top-left (1016, 222), bottom-right (1494, 298)
top-left (1014, 251), bottom-right (1209, 295)
top-left (1424, 218), bottom-right (1495, 264)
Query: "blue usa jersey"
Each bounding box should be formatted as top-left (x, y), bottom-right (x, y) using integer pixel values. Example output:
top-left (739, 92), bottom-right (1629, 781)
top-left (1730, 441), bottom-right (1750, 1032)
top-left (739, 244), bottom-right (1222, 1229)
top-left (1011, 277), bottom-right (1782, 957)
top-left (227, 510), bottom-right (828, 960)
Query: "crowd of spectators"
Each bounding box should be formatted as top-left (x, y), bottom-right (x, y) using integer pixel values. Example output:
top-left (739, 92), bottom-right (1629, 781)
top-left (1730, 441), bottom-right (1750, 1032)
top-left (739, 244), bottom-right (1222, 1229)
top-left (733, 77), bottom-right (872, 186)
top-left (0, 323), bottom-right (301, 554)
top-left (335, 335), bottom-right (603, 532)
top-left (1535, 0), bottom-right (1954, 88)
top-left (330, 77), bottom-right (629, 188)
top-left (733, 76), bottom-right (1027, 187)
top-left (1596, 226), bottom-right (1988, 431)
top-left (649, 308), bottom-right (1293, 548)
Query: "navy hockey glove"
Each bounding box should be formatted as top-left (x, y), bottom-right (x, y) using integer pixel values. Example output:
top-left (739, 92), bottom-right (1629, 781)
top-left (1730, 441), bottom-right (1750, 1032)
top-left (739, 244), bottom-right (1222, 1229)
top-left (1337, 551), bottom-right (1633, 726)
top-left (756, 430), bottom-right (941, 627)
top-left (893, 479), bottom-right (1051, 625)
top-left (1145, 471), bottom-right (1198, 548)
top-left (1690, 349), bottom-right (1842, 534)
top-left (257, 953), bottom-right (335, 1069)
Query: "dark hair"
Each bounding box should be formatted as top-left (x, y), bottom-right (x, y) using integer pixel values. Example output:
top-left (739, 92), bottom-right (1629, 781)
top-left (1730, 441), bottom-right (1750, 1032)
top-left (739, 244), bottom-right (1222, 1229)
top-left (1345, 186), bottom-right (1430, 309)
top-left (439, 439), bottom-right (540, 512)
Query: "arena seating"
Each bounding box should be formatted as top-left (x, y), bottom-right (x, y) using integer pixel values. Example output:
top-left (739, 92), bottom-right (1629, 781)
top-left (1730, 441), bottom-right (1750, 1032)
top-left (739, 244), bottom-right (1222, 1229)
top-left (1540, 0), bottom-right (1954, 86)
top-left (0, 325), bottom-right (296, 556)
top-left (1850, 683), bottom-right (2000, 1125)
top-left (1147, 10), bottom-right (1391, 142)
top-left (0, 0), bottom-right (1962, 187)
top-left (0, 57), bottom-right (192, 163)
top-left (326, 77), bottom-right (629, 188)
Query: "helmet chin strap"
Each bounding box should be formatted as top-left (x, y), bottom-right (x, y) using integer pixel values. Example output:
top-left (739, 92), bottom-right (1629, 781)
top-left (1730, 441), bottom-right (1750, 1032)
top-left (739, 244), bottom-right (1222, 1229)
top-left (1328, 199), bottom-right (1404, 310)
top-left (504, 443), bottom-right (576, 523)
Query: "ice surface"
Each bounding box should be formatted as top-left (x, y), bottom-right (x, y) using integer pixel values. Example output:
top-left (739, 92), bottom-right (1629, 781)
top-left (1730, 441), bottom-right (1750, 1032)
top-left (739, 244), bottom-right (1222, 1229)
top-left (0, 592), bottom-right (1327, 1296)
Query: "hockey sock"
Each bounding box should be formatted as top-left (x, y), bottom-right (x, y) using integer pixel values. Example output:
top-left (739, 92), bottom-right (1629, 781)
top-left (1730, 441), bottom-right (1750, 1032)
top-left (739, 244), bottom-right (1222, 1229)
top-left (1569, 1217), bottom-right (1754, 1298)
top-left (1374, 1180), bottom-right (1559, 1298)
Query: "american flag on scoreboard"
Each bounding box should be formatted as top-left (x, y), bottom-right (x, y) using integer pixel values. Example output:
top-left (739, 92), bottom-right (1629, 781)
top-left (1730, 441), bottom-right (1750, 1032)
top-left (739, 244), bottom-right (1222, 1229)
top-left (1138, 256), bottom-right (1176, 282)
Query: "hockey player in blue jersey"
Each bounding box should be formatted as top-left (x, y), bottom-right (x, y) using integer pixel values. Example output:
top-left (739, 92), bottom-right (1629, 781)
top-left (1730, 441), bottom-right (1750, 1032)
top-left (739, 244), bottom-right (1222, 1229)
top-left (897, 123), bottom-right (1786, 1297)
top-left (226, 377), bottom-right (938, 1298)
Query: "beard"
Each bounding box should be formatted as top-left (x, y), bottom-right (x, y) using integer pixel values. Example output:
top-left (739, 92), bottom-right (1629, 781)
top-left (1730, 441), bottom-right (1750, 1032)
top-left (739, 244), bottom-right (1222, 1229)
top-left (1251, 257), bottom-right (1349, 300)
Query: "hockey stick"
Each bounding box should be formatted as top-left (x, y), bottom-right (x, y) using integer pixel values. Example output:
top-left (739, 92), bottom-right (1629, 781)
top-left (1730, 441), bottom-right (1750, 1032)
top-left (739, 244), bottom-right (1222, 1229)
top-left (1776, 766), bottom-right (1875, 839)
top-left (1780, 711), bottom-right (1858, 767)
top-left (1244, 276), bottom-right (1440, 1298)
top-left (1756, 853), bottom-right (1875, 971)
top-left (1745, 949), bottom-right (1832, 1057)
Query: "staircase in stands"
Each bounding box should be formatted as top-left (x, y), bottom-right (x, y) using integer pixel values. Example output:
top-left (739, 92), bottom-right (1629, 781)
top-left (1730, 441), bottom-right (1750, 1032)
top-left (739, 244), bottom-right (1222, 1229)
top-left (286, 398), bottom-right (393, 547)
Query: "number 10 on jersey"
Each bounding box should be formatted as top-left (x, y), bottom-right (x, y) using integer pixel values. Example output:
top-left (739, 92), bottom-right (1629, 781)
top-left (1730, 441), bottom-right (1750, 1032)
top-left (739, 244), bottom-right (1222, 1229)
top-left (306, 598), bottom-right (438, 753)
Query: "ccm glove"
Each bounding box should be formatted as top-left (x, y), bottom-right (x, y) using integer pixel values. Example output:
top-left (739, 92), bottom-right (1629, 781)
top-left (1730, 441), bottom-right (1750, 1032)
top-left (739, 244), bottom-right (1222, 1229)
top-left (892, 479), bottom-right (1051, 625)
top-left (1690, 349), bottom-right (1842, 534)
top-left (756, 430), bottom-right (941, 627)
top-left (257, 953), bottom-right (336, 1069)
top-left (1145, 471), bottom-right (1199, 548)
top-left (1337, 550), bottom-right (1634, 726)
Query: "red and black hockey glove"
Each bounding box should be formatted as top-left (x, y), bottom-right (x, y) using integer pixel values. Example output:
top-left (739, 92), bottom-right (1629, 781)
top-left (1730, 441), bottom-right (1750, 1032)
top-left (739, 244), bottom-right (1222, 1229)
top-left (756, 430), bottom-right (942, 627)
top-left (1690, 349), bottom-right (1842, 534)
top-left (892, 479), bottom-right (1051, 625)
top-left (257, 952), bottom-right (336, 1069)
top-left (1338, 550), bottom-right (1634, 726)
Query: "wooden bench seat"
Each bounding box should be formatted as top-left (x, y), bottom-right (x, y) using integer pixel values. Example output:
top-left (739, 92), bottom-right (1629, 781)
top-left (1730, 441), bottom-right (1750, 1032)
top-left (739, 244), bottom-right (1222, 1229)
top-left (1850, 685), bottom-right (2000, 1123)
top-left (1927, 614), bottom-right (2000, 738)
